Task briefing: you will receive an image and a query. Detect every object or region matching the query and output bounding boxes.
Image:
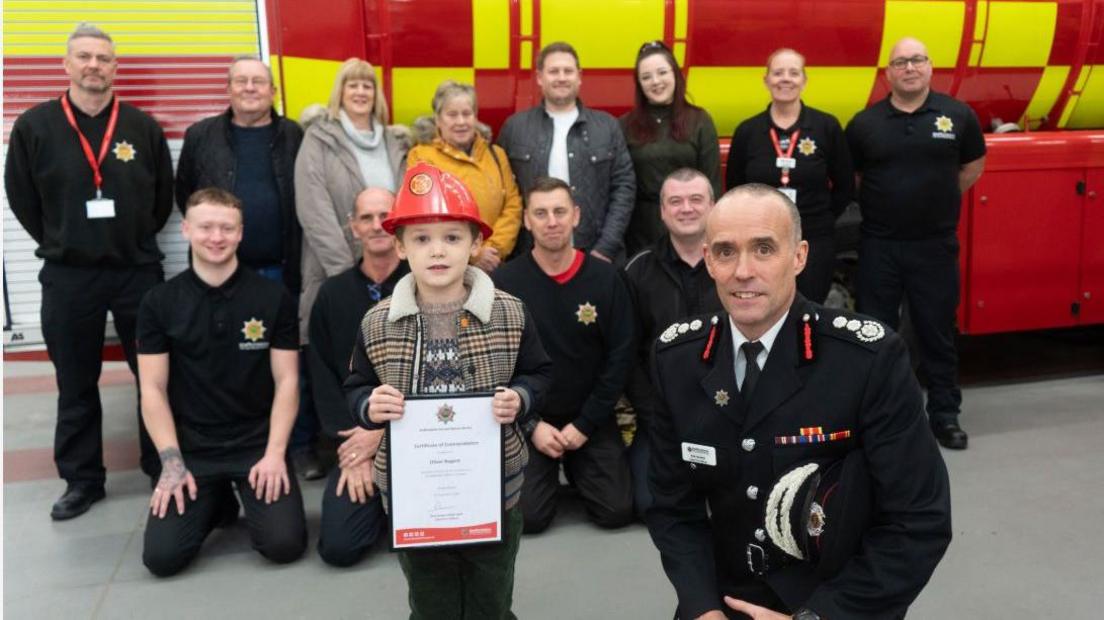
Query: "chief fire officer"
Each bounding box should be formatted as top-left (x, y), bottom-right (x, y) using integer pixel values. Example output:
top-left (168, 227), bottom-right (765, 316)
top-left (645, 183), bottom-right (951, 619)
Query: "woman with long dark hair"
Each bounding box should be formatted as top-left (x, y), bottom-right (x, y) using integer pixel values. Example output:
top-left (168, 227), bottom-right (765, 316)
top-left (620, 41), bottom-right (721, 257)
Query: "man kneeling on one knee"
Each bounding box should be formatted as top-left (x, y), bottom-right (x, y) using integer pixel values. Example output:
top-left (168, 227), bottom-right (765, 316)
top-left (137, 188), bottom-right (307, 576)
top-left (495, 177), bottom-right (635, 533)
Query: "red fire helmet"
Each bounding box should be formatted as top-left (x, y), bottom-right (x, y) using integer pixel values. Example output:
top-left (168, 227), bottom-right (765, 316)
top-left (382, 162), bottom-right (493, 239)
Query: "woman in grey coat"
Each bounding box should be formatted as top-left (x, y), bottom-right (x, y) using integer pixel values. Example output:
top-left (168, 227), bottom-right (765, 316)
top-left (294, 57), bottom-right (409, 344)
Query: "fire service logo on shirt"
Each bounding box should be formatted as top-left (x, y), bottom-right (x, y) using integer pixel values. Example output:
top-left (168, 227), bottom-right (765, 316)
top-left (932, 115), bottom-right (955, 140)
top-left (798, 137), bottom-right (817, 156)
top-left (240, 318), bottom-right (269, 350)
top-left (113, 140), bottom-right (136, 162)
top-left (576, 302), bottom-right (598, 325)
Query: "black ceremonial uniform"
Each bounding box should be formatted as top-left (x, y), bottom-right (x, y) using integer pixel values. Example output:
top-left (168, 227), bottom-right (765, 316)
top-left (646, 296), bottom-right (951, 619)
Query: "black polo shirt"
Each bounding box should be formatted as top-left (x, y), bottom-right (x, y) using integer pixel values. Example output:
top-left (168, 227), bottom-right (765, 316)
top-left (726, 103), bottom-right (854, 239)
top-left (136, 265), bottom-right (298, 475)
top-left (846, 91), bottom-right (986, 240)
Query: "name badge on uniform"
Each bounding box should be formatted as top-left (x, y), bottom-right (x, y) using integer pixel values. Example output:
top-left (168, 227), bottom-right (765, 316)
top-left (775, 157), bottom-right (796, 170)
top-left (778, 187), bottom-right (797, 203)
top-left (86, 198), bottom-right (116, 219)
top-left (681, 442), bottom-right (717, 466)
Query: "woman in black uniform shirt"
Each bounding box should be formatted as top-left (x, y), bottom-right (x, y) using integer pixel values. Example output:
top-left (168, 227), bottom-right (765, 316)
top-left (726, 48), bottom-right (854, 303)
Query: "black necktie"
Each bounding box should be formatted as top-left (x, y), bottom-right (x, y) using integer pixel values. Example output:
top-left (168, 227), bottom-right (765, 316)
top-left (741, 341), bottom-right (765, 397)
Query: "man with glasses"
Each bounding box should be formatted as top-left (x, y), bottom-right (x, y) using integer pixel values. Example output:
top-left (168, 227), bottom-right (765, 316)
top-left (845, 37), bottom-right (986, 450)
top-left (174, 56), bottom-right (324, 474)
top-left (4, 23), bottom-right (174, 520)
top-left (307, 187), bottom-right (407, 566)
top-left (497, 41), bottom-right (636, 263)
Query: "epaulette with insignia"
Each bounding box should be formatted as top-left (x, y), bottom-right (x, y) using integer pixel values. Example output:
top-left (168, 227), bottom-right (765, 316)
top-left (819, 311), bottom-right (888, 349)
top-left (656, 314), bottom-right (716, 352)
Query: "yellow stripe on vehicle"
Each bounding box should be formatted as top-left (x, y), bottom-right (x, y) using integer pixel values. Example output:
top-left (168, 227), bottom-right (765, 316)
top-left (879, 0), bottom-right (966, 68)
top-left (540, 0), bottom-right (664, 68)
top-left (473, 0), bottom-right (510, 69)
top-left (978, 1), bottom-right (1056, 67)
top-left (1021, 65), bottom-right (1068, 129)
top-left (1065, 65), bottom-right (1104, 129)
top-left (803, 67), bottom-right (880, 127)
top-left (391, 67), bottom-right (476, 126)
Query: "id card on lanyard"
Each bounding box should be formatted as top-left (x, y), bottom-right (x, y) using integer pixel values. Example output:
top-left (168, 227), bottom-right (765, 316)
top-left (770, 127), bottom-right (799, 204)
top-left (60, 94), bottom-right (120, 219)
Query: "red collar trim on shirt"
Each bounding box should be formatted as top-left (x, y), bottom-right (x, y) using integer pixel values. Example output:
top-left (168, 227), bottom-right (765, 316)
top-left (550, 250), bottom-right (585, 284)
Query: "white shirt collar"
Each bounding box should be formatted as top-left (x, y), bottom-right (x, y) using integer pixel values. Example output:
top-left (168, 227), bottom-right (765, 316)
top-left (730, 311), bottom-right (789, 379)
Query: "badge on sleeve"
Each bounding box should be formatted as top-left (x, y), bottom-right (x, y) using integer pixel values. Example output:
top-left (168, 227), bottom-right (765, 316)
top-left (681, 442), bottom-right (717, 466)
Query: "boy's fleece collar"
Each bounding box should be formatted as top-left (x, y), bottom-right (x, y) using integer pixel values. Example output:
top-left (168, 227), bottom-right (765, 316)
top-left (387, 266), bottom-right (495, 324)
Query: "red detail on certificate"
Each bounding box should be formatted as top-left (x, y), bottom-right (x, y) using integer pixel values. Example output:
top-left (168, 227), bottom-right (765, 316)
top-left (396, 522), bottom-right (499, 546)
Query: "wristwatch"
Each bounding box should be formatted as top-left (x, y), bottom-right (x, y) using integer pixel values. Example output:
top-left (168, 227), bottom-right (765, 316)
top-left (792, 608), bottom-right (821, 620)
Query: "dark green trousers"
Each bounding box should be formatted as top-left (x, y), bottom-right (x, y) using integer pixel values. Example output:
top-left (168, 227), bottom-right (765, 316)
top-left (398, 507), bottom-right (523, 620)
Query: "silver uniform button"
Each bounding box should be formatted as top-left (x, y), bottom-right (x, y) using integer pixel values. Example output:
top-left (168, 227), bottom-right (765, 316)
top-left (742, 438), bottom-right (756, 452)
top-left (746, 486), bottom-right (759, 500)
top-left (754, 528), bottom-right (766, 542)
top-left (689, 463), bottom-right (697, 470)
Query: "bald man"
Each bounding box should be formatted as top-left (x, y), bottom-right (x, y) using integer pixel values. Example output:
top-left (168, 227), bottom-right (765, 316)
top-left (646, 184), bottom-right (951, 619)
top-left (308, 187), bottom-right (408, 566)
top-left (845, 37), bottom-right (986, 450)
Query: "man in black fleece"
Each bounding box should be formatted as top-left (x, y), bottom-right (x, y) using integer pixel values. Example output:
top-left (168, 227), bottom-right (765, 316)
top-left (4, 24), bottom-right (173, 519)
top-left (308, 187), bottom-right (408, 566)
top-left (494, 176), bottom-right (634, 533)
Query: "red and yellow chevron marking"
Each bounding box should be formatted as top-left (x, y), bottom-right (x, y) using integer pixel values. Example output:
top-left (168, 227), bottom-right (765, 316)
top-left (3, 0), bottom-right (264, 140)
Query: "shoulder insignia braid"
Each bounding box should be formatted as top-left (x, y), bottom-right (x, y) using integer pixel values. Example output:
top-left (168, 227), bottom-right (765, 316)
top-left (830, 315), bottom-right (885, 343)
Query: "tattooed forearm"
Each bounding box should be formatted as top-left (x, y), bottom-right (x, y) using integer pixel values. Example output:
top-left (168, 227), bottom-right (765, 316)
top-left (156, 447), bottom-right (189, 491)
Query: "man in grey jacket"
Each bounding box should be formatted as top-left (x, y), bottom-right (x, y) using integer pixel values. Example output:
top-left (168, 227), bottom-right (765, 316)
top-left (497, 42), bottom-right (636, 262)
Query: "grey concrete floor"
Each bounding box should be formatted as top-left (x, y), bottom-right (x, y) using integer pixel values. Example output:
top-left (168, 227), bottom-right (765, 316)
top-left (3, 361), bottom-right (1103, 619)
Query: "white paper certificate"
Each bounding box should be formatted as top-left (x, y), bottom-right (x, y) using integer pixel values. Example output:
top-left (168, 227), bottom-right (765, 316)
top-left (388, 393), bottom-right (503, 549)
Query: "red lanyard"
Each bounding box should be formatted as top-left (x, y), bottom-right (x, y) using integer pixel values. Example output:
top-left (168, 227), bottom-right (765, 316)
top-left (769, 127), bottom-right (800, 186)
top-left (60, 94), bottom-right (120, 198)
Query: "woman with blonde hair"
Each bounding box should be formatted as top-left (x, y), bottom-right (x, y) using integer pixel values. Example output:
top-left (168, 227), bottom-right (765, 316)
top-left (292, 58), bottom-right (409, 478)
top-left (295, 58), bottom-right (410, 340)
top-left (406, 80), bottom-right (522, 272)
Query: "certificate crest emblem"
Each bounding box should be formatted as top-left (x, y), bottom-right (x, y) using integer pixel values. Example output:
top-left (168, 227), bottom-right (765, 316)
top-left (409, 172), bottom-right (433, 195)
top-left (241, 318), bottom-right (266, 342)
top-left (113, 140), bottom-right (136, 162)
top-left (797, 137), bottom-right (817, 156)
top-left (576, 302), bottom-right (598, 325)
top-left (934, 115), bottom-right (954, 132)
top-left (436, 403), bottom-right (456, 424)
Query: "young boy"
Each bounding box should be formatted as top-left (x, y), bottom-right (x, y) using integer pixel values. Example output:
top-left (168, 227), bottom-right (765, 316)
top-left (345, 163), bottom-right (551, 619)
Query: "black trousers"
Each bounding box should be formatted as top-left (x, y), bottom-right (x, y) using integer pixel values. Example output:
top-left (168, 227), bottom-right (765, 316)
top-left (39, 262), bottom-right (162, 486)
top-left (797, 234), bottom-right (835, 304)
top-left (627, 421), bottom-right (652, 519)
top-left (317, 466), bottom-right (386, 567)
top-left (520, 419), bottom-right (634, 533)
top-left (142, 470), bottom-right (307, 576)
top-left (856, 235), bottom-right (962, 421)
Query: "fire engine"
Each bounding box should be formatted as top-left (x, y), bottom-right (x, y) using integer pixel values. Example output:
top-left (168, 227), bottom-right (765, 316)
top-left (4, 0), bottom-right (1103, 352)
